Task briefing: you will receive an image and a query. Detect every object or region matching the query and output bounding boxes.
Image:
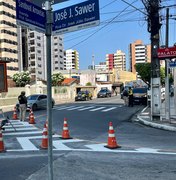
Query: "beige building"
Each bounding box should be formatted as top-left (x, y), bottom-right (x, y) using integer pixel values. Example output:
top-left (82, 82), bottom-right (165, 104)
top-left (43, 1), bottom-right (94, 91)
top-left (129, 40), bottom-right (151, 74)
top-left (106, 50), bottom-right (126, 71)
top-left (0, 0), bottom-right (18, 77)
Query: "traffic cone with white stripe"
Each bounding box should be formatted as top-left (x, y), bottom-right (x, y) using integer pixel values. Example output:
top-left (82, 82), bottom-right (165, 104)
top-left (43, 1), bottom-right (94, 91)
top-left (40, 123), bottom-right (48, 149)
top-left (61, 118), bottom-right (71, 139)
top-left (105, 122), bottom-right (121, 149)
top-left (12, 106), bottom-right (18, 120)
top-left (29, 110), bottom-right (35, 124)
top-left (28, 108), bottom-right (32, 120)
top-left (0, 129), bottom-right (5, 152)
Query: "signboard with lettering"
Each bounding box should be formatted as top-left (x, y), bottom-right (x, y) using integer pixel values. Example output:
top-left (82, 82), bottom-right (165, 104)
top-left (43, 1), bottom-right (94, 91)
top-left (30, 0), bottom-right (68, 7)
top-left (169, 61), bottom-right (176, 68)
top-left (53, 0), bottom-right (100, 35)
top-left (16, 0), bottom-right (46, 33)
top-left (0, 63), bottom-right (7, 93)
top-left (158, 46), bottom-right (176, 59)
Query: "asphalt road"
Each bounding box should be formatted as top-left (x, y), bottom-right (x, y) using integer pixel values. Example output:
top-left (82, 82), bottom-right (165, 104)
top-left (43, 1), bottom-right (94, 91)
top-left (1, 96), bottom-right (176, 180)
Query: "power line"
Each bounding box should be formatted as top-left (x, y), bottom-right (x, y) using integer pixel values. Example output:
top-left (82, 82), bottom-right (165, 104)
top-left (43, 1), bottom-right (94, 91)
top-left (68, 0), bottom-right (139, 48)
top-left (121, 0), bottom-right (147, 15)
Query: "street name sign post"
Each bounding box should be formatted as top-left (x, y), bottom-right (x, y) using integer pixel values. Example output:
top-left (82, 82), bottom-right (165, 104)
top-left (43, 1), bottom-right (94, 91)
top-left (16, 1), bottom-right (100, 179)
top-left (16, 0), bottom-right (46, 33)
top-left (53, 0), bottom-right (100, 35)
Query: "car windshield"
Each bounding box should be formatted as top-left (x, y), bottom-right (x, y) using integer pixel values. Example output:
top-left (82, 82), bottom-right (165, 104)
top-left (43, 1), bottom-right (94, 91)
top-left (78, 91), bottom-right (85, 95)
top-left (100, 89), bottom-right (107, 92)
top-left (133, 88), bottom-right (147, 93)
top-left (27, 95), bottom-right (39, 100)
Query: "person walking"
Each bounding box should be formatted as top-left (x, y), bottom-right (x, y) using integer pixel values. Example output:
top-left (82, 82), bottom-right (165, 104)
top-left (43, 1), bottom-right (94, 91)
top-left (123, 89), bottom-right (129, 106)
top-left (18, 91), bottom-right (27, 121)
top-left (128, 87), bottom-right (133, 107)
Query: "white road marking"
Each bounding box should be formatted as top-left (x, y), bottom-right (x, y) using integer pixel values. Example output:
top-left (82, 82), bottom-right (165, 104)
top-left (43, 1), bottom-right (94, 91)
top-left (78, 106), bottom-right (95, 111)
top-left (4, 124), bottom-right (34, 128)
top-left (3, 131), bottom-right (43, 136)
top-left (67, 106), bottom-right (85, 110)
top-left (89, 107), bottom-right (105, 112)
top-left (17, 137), bottom-right (39, 151)
top-left (53, 106), bottom-right (75, 110)
top-left (3, 127), bottom-right (38, 132)
top-left (53, 139), bottom-right (84, 150)
top-left (101, 107), bottom-right (117, 112)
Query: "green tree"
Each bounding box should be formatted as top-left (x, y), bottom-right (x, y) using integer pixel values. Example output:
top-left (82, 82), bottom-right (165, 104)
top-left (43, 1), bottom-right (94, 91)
top-left (135, 63), bottom-right (151, 86)
top-left (160, 67), bottom-right (165, 85)
top-left (12, 71), bottom-right (30, 87)
top-left (135, 63), bottom-right (168, 86)
top-left (52, 73), bottom-right (65, 86)
top-left (86, 82), bottom-right (92, 86)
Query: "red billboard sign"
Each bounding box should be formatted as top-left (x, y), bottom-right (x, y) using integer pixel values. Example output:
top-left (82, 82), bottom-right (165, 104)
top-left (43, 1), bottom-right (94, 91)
top-left (158, 46), bottom-right (176, 59)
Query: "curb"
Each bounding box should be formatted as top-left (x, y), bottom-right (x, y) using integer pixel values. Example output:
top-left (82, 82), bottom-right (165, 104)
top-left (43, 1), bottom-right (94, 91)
top-left (137, 107), bottom-right (176, 132)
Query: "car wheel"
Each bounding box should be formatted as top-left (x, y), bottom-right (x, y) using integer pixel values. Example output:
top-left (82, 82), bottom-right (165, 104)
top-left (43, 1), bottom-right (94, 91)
top-left (32, 104), bottom-right (37, 111)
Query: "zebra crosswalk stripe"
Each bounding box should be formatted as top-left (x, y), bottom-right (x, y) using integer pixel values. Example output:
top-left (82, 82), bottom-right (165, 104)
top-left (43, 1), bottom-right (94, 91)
top-left (67, 106), bottom-right (85, 110)
top-left (78, 106), bottom-right (95, 111)
top-left (89, 107), bottom-right (105, 112)
top-left (102, 107), bottom-right (117, 112)
top-left (53, 106), bottom-right (75, 110)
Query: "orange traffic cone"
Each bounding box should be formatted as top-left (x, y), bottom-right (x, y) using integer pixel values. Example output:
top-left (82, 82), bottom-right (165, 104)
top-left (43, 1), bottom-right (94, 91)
top-left (12, 106), bottom-right (18, 120)
top-left (0, 129), bottom-right (5, 152)
top-left (40, 124), bottom-right (48, 149)
top-left (29, 110), bottom-right (35, 124)
top-left (105, 122), bottom-right (121, 149)
top-left (61, 118), bottom-right (71, 139)
top-left (28, 109), bottom-right (32, 120)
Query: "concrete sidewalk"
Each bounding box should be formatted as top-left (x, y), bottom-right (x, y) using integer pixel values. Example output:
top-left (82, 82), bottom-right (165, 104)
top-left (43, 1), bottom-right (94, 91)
top-left (137, 98), bottom-right (176, 132)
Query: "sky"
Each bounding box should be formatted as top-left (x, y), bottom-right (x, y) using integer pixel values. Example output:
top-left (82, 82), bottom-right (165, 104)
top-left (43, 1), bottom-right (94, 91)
top-left (53, 0), bottom-right (176, 70)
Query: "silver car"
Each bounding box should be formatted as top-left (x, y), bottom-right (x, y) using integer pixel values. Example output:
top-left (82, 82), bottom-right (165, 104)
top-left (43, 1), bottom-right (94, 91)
top-left (16, 94), bottom-right (55, 111)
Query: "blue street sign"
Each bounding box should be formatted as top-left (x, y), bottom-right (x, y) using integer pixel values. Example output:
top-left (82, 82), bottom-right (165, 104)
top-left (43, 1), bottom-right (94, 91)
top-left (53, 0), bottom-right (100, 35)
top-left (16, 0), bottom-right (46, 33)
top-left (169, 61), bottom-right (176, 68)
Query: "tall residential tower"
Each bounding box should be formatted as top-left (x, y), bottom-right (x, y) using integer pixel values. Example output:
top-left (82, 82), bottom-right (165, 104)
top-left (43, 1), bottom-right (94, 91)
top-left (129, 40), bottom-right (151, 73)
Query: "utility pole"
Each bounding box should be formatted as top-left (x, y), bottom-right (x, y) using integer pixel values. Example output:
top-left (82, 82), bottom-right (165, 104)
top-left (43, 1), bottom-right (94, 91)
top-left (165, 8), bottom-right (170, 121)
top-left (146, 0), bottom-right (161, 120)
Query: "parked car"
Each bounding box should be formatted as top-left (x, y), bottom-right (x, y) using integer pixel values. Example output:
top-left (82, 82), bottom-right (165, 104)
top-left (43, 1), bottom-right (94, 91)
top-left (133, 87), bottom-right (147, 105)
top-left (16, 94), bottom-right (55, 111)
top-left (97, 89), bottom-right (112, 98)
top-left (75, 90), bottom-right (92, 101)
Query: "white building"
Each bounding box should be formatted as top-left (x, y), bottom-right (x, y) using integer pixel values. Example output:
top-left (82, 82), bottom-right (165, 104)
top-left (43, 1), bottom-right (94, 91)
top-left (114, 50), bottom-right (126, 71)
top-left (27, 30), bottom-right (64, 81)
top-left (95, 62), bottom-right (106, 72)
top-left (64, 49), bottom-right (79, 70)
top-left (0, 0), bottom-right (18, 77)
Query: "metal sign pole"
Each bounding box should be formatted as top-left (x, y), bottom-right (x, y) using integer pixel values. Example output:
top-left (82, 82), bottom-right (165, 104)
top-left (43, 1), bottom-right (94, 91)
top-left (45, 1), bottom-right (53, 180)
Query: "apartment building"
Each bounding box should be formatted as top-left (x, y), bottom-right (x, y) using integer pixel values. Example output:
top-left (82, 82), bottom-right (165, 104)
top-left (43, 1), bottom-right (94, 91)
top-left (129, 40), bottom-right (151, 73)
top-left (95, 62), bottom-right (106, 72)
top-left (27, 30), bottom-right (64, 81)
top-left (106, 50), bottom-right (126, 71)
top-left (64, 49), bottom-right (79, 70)
top-left (0, 0), bottom-right (18, 77)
